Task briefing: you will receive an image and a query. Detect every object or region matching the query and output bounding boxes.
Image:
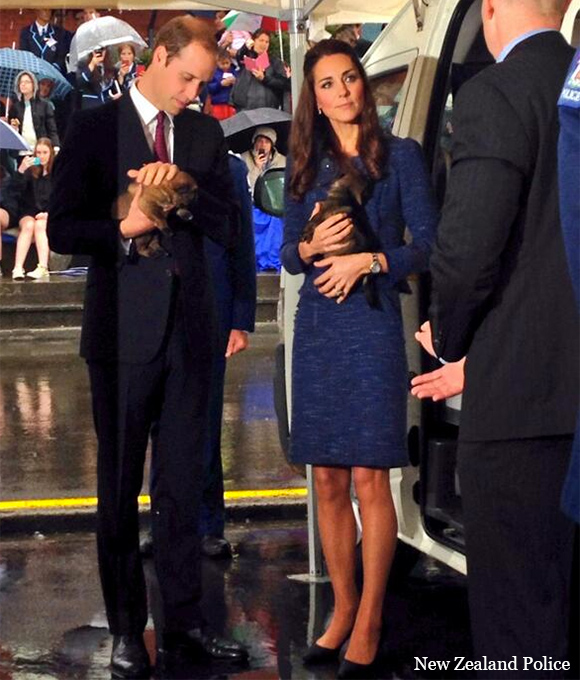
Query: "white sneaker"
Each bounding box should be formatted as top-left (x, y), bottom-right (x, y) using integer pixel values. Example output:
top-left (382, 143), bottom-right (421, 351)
top-left (26, 265), bottom-right (50, 280)
top-left (12, 267), bottom-right (25, 280)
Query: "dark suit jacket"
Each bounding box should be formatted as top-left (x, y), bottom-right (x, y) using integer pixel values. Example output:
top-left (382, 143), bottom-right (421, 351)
top-left (430, 31), bottom-right (579, 442)
top-left (19, 22), bottom-right (71, 73)
top-left (11, 97), bottom-right (60, 147)
top-left (48, 93), bottom-right (237, 365)
top-left (204, 154), bottom-right (256, 351)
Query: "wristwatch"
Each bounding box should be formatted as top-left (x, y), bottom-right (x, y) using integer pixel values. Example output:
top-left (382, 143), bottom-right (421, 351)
top-left (369, 253), bottom-right (381, 275)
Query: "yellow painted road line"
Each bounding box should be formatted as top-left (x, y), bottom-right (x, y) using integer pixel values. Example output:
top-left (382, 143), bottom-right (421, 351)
top-left (0, 488), bottom-right (308, 513)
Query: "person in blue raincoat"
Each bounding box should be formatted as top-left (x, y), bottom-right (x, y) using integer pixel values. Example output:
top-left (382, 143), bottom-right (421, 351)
top-left (558, 48), bottom-right (580, 523)
top-left (200, 153), bottom-right (257, 557)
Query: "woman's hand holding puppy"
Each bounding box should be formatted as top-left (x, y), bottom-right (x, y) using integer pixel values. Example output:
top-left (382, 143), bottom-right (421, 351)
top-left (298, 202), bottom-right (354, 263)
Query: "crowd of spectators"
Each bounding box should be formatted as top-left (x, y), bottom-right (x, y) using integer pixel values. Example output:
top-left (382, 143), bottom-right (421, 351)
top-left (0, 7), bottom-right (375, 277)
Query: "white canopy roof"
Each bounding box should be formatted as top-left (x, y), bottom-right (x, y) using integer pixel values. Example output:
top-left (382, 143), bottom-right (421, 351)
top-left (0, 0), bottom-right (407, 25)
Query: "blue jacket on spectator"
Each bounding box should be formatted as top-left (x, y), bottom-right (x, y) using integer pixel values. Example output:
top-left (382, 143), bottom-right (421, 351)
top-left (207, 66), bottom-right (239, 105)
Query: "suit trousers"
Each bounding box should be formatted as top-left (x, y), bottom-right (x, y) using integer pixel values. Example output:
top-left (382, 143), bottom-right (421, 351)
top-left (88, 285), bottom-right (206, 635)
top-left (200, 351), bottom-right (227, 537)
top-left (458, 437), bottom-right (575, 678)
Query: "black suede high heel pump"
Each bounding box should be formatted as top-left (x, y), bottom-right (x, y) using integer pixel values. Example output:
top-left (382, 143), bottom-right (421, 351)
top-left (337, 657), bottom-right (377, 679)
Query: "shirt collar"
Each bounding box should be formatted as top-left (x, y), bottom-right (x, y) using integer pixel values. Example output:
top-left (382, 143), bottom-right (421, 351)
top-left (496, 28), bottom-right (558, 62)
top-left (35, 21), bottom-right (49, 35)
top-left (129, 81), bottom-right (175, 130)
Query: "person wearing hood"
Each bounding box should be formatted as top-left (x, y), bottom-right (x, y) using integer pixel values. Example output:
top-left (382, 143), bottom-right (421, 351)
top-left (240, 127), bottom-right (286, 271)
top-left (239, 126), bottom-right (286, 194)
top-left (9, 71), bottom-right (60, 155)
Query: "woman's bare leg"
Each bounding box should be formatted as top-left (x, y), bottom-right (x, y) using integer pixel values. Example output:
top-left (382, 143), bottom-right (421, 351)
top-left (14, 216), bottom-right (35, 270)
top-left (313, 465), bottom-right (359, 649)
top-left (33, 217), bottom-right (49, 268)
top-left (345, 467), bottom-right (397, 664)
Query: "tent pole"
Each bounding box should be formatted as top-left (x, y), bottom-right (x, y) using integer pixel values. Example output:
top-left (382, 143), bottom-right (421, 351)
top-left (278, 19), bottom-right (284, 63)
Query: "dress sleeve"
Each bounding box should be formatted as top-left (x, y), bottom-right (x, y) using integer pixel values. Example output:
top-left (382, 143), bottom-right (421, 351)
top-left (384, 138), bottom-right (438, 282)
top-left (280, 160), bottom-right (310, 274)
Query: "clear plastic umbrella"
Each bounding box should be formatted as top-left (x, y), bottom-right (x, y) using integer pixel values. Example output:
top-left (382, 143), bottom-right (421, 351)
top-left (67, 16), bottom-right (148, 72)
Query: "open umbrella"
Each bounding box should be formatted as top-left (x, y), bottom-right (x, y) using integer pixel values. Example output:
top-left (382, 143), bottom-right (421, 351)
top-left (0, 119), bottom-right (32, 152)
top-left (68, 16), bottom-right (147, 72)
top-left (0, 48), bottom-right (72, 100)
top-left (221, 108), bottom-right (292, 155)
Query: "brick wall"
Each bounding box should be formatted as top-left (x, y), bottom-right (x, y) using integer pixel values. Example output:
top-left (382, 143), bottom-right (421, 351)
top-left (0, 9), bottom-right (203, 52)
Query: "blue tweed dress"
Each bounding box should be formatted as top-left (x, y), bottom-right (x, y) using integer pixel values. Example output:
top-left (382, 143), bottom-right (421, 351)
top-left (281, 137), bottom-right (438, 468)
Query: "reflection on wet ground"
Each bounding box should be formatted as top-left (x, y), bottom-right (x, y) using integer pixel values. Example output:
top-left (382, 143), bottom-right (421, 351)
top-left (0, 522), bottom-right (472, 680)
top-left (0, 330), bottom-right (303, 502)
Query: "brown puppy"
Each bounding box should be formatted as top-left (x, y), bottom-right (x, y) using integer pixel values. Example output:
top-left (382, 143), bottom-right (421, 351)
top-left (114, 171), bottom-right (198, 257)
top-left (301, 171), bottom-right (368, 255)
top-left (301, 171), bottom-right (382, 308)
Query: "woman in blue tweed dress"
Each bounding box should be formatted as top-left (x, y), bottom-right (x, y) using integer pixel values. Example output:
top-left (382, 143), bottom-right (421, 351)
top-left (281, 40), bottom-right (437, 678)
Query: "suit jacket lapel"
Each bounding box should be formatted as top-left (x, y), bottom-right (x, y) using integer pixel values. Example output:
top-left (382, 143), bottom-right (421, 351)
top-left (117, 93), bottom-right (155, 191)
top-left (174, 113), bottom-right (194, 170)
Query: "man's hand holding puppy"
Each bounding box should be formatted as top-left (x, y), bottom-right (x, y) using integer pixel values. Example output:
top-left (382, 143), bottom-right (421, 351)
top-left (119, 161), bottom-right (178, 238)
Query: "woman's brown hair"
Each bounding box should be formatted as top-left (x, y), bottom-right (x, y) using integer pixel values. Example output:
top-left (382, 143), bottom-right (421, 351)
top-left (31, 137), bottom-right (55, 178)
top-left (288, 39), bottom-right (387, 200)
top-left (251, 28), bottom-right (270, 42)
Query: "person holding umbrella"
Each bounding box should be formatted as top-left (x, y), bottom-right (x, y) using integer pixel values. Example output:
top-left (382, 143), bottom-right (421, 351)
top-left (77, 47), bottom-right (121, 109)
top-left (9, 70), bottom-right (60, 155)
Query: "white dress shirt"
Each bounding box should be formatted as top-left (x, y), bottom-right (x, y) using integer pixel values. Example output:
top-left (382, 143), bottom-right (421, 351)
top-left (129, 83), bottom-right (175, 162)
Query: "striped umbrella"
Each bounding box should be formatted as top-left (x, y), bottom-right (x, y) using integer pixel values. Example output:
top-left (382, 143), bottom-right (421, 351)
top-left (0, 48), bottom-right (72, 100)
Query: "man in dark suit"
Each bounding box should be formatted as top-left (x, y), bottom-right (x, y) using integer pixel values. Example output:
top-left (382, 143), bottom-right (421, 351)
top-left (201, 154), bottom-right (256, 558)
top-left (19, 9), bottom-right (71, 75)
top-left (48, 16), bottom-right (248, 679)
top-left (416, 0), bottom-right (578, 674)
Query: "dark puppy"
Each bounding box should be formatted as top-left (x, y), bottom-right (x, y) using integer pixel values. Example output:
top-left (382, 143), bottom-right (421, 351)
top-left (301, 171), bottom-right (381, 307)
top-left (114, 171), bottom-right (198, 258)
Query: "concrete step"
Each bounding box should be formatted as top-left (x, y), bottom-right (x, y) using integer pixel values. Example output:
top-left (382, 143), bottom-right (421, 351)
top-left (0, 272), bottom-right (279, 339)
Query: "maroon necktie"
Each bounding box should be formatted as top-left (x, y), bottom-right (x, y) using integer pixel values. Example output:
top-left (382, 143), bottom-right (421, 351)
top-left (154, 111), bottom-right (170, 163)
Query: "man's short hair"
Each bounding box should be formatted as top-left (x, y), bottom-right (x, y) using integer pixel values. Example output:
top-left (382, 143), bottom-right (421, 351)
top-left (512, 0), bottom-right (570, 16)
top-left (154, 15), bottom-right (218, 63)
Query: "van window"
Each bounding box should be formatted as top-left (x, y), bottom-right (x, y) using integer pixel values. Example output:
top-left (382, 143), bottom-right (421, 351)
top-left (425, 0), bottom-right (493, 206)
top-left (370, 68), bottom-right (408, 131)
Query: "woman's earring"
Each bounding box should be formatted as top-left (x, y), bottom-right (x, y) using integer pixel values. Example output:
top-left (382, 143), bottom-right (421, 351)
top-left (317, 107), bottom-right (322, 115)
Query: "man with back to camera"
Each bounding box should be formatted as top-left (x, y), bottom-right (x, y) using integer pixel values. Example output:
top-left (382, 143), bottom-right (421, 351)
top-left (47, 16), bottom-right (248, 679)
top-left (415, 0), bottom-right (578, 675)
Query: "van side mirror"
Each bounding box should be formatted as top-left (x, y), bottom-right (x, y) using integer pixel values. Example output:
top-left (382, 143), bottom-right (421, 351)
top-left (254, 167), bottom-right (285, 218)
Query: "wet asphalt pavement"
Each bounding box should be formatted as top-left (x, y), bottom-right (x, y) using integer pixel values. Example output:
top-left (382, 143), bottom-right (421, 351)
top-left (0, 329), bottom-right (302, 503)
top-left (0, 522), bottom-right (472, 680)
top-left (0, 327), bottom-right (476, 679)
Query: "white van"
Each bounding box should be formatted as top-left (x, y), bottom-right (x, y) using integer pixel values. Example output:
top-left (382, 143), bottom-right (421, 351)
top-left (258, 0), bottom-right (580, 576)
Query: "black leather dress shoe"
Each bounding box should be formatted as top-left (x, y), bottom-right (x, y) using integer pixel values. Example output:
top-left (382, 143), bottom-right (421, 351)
top-left (160, 627), bottom-right (249, 663)
top-left (111, 634), bottom-right (151, 679)
top-left (201, 535), bottom-right (233, 559)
